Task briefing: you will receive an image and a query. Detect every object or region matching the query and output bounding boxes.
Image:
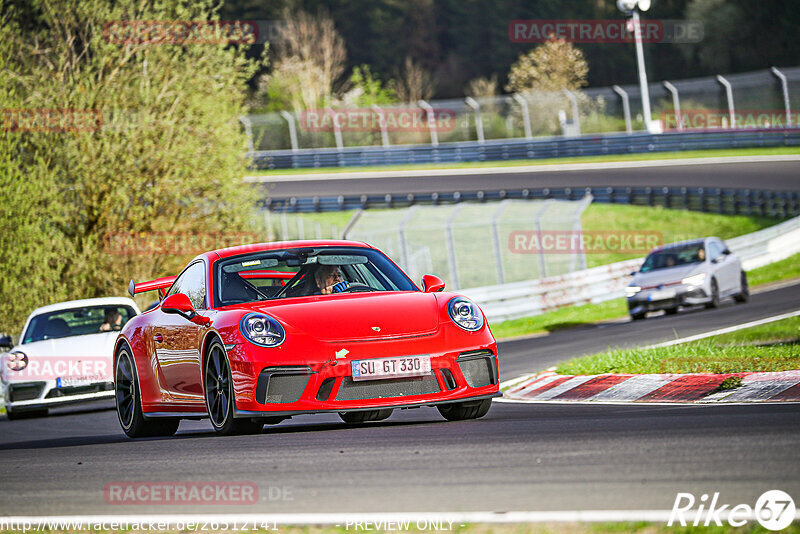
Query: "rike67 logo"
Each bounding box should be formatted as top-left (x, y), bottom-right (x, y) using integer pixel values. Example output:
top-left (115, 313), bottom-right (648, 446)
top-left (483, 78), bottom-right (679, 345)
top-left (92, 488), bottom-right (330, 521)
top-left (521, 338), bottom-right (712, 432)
top-left (669, 490), bottom-right (796, 531)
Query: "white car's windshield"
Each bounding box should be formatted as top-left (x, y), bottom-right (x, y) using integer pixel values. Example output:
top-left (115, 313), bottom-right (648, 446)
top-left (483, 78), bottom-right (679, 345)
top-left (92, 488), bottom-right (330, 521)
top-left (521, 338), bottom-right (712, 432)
top-left (640, 244), bottom-right (706, 273)
top-left (22, 305), bottom-right (136, 344)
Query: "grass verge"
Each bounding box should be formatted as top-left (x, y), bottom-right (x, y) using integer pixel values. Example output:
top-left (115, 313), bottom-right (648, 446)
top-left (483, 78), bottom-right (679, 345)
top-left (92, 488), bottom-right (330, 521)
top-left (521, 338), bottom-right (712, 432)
top-left (746, 252), bottom-right (800, 287)
top-left (554, 315), bottom-right (800, 375)
top-left (250, 146), bottom-right (800, 176)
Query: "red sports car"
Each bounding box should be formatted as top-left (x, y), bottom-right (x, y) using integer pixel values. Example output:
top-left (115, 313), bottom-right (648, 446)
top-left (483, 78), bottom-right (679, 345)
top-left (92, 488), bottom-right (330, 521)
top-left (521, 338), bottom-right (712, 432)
top-left (115, 240), bottom-right (500, 437)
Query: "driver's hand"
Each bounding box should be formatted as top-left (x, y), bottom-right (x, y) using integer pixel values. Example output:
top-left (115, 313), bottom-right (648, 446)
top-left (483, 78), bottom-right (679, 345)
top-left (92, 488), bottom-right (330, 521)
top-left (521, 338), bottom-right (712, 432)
top-left (331, 282), bottom-right (348, 293)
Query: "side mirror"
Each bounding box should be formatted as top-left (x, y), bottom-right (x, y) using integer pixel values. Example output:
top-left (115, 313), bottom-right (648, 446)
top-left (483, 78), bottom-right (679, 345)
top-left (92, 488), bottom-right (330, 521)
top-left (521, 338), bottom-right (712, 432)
top-left (723, 248), bottom-right (731, 255)
top-left (422, 274), bottom-right (445, 293)
top-left (629, 271), bottom-right (637, 277)
top-left (0, 334), bottom-right (13, 350)
top-left (161, 293), bottom-right (197, 321)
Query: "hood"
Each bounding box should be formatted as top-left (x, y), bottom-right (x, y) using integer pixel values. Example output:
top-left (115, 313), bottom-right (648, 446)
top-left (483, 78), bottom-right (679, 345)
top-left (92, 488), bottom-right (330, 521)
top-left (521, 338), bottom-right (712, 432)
top-left (633, 264), bottom-right (704, 287)
top-left (12, 332), bottom-right (120, 358)
top-left (251, 292), bottom-right (439, 342)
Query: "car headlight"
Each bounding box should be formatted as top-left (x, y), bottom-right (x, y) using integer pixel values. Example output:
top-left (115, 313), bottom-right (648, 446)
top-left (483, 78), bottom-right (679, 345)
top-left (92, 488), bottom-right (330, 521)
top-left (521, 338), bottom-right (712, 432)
top-left (239, 313), bottom-right (285, 347)
top-left (625, 286), bottom-right (642, 297)
top-left (447, 297), bottom-right (484, 332)
top-left (681, 273), bottom-right (706, 287)
top-left (5, 351), bottom-right (28, 372)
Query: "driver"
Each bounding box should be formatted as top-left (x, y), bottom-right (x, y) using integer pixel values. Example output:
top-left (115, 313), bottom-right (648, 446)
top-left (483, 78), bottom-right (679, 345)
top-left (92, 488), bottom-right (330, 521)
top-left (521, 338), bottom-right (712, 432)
top-left (697, 247), bottom-right (706, 261)
top-left (100, 309), bottom-right (122, 331)
top-left (314, 265), bottom-right (348, 295)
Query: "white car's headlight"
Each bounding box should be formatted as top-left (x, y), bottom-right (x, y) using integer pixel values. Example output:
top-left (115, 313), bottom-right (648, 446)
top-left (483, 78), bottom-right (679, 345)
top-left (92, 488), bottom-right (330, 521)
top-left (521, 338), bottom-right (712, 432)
top-left (681, 273), bottom-right (707, 287)
top-left (625, 286), bottom-right (642, 297)
top-left (448, 297), bottom-right (484, 332)
top-left (5, 351), bottom-right (28, 372)
top-left (239, 313), bottom-right (285, 347)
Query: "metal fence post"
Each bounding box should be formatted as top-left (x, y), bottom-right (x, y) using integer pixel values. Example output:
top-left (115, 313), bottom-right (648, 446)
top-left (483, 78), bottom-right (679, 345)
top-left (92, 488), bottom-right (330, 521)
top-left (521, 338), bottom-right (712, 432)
top-left (512, 93), bottom-right (533, 139)
top-left (418, 100), bottom-right (439, 147)
top-left (490, 200), bottom-right (511, 284)
top-left (662, 81), bottom-right (682, 131)
top-left (716, 75), bottom-right (736, 129)
top-left (239, 116), bottom-right (255, 153)
top-left (771, 67), bottom-right (792, 127)
top-left (445, 204), bottom-right (466, 289)
top-left (563, 89), bottom-right (581, 134)
top-left (371, 105), bottom-right (390, 147)
top-left (279, 111), bottom-right (299, 152)
top-left (465, 97), bottom-right (485, 143)
top-left (326, 107), bottom-right (344, 150)
top-left (398, 205), bottom-right (420, 275)
top-left (533, 200), bottom-right (553, 279)
top-left (612, 85), bottom-right (632, 134)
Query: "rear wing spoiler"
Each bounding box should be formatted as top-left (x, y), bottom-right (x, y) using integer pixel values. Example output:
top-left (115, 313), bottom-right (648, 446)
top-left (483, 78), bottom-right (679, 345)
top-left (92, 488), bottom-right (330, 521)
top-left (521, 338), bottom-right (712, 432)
top-left (128, 276), bottom-right (177, 299)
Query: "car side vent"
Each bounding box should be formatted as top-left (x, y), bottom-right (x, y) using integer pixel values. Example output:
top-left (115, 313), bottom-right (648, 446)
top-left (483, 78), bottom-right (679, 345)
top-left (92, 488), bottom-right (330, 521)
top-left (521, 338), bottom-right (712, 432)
top-left (440, 368), bottom-right (458, 390)
top-left (256, 366), bottom-right (313, 404)
top-left (457, 350), bottom-right (497, 388)
top-left (316, 378), bottom-right (336, 401)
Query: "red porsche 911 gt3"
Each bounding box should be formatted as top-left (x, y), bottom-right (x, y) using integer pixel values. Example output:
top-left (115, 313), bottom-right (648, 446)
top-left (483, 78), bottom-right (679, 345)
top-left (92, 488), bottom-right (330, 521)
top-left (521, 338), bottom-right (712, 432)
top-left (115, 240), bottom-right (500, 437)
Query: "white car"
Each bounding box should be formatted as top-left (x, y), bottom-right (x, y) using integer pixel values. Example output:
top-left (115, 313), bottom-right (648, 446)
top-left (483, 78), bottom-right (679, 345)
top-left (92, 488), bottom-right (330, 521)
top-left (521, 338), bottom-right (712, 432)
top-left (2, 297), bottom-right (140, 419)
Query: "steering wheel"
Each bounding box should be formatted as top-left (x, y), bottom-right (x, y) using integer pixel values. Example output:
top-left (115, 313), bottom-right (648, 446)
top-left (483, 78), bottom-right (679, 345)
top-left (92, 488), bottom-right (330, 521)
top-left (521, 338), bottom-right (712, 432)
top-left (339, 282), bottom-right (375, 293)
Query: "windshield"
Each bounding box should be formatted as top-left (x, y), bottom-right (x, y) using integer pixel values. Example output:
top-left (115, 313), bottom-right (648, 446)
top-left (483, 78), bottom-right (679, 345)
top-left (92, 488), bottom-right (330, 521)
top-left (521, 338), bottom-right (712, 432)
top-left (640, 244), bottom-right (706, 273)
top-left (215, 246), bottom-right (418, 306)
top-left (22, 305), bottom-right (137, 344)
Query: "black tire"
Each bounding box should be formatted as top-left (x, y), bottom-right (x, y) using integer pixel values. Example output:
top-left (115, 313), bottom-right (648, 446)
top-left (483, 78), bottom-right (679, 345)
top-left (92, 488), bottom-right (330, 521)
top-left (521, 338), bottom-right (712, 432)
top-left (437, 398), bottom-right (492, 421)
top-left (5, 408), bottom-right (48, 420)
top-left (339, 409), bottom-right (393, 424)
top-left (630, 312), bottom-right (646, 321)
top-left (205, 339), bottom-right (263, 435)
top-left (665, 307), bottom-right (679, 315)
top-left (705, 279), bottom-right (720, 309)
top-left (115, 344), bottom-right (179, 438)
top-left (734, 271), bottom-right (749, 303)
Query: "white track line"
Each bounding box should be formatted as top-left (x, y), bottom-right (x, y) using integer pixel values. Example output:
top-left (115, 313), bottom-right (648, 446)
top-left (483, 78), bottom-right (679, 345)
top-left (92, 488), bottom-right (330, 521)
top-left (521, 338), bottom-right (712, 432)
top-left (646, 309), bottom-right (800, 349)
top-left (6, 510), bottom-right (799, 526)
top-left (246, 154), bottom-right (800, 182)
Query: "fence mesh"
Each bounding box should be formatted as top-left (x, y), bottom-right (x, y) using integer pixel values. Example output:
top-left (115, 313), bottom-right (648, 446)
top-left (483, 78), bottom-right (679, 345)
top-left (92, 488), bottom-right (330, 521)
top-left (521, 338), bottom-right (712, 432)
top-left (345, 198), bottom-right (591, 290)
top-left (247, 67), bottom-right (800, 151)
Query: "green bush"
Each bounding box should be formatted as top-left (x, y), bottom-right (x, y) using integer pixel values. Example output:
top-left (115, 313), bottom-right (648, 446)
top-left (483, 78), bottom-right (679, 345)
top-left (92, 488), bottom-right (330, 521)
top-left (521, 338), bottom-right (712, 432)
top-left (0, 0), bottom-right (264, 333)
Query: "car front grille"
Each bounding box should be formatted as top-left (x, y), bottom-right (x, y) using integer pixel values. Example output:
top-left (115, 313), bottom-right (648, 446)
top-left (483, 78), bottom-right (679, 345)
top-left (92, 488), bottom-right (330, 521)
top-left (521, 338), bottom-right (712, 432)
top-left (9, 382), bottom-right (46, 402)
top-left (336, 373), bottom-right (440, 401)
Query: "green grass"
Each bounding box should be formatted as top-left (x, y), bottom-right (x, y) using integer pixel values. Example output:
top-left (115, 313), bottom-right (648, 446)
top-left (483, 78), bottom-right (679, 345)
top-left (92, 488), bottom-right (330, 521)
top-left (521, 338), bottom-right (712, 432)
top-left (490, 299), bottom-right (628, 339)
top-left (250, 146), bottom-right (800, 176)
top-left (555, 315), bottom-right (800, 375)
top-left (746, 252), bottom-right (800, 287)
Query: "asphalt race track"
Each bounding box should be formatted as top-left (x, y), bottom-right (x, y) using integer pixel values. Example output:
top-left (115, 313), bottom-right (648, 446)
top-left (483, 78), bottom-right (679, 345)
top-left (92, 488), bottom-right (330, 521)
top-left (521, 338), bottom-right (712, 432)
top-left (261, 160), bottom-right (800, 199)
top-left (1, 283), bottom-right (798, 516)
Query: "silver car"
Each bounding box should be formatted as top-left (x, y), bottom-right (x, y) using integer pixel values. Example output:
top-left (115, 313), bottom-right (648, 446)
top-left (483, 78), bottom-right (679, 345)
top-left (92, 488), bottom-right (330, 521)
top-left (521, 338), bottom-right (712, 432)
top-left (626, 237), bottom-right (749, 320)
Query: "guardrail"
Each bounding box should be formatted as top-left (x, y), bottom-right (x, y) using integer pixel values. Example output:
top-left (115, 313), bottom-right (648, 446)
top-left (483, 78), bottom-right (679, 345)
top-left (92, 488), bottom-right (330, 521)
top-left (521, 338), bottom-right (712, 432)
top-left (462, 215), bottom-right (800, 323)
top-left (270, 186), bottom-right (800, 219)
top-left (252, 128), bottom-right (800, 170)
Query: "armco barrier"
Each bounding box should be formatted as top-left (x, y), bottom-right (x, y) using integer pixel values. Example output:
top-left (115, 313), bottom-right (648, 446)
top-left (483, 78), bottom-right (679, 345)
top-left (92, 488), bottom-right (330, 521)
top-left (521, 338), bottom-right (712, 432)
top-left (269, 186), bottom-right (800, 218)
top-left (462, 215), bottom-right (800, 323)
top-left (252, 128), bottom-right (800, 170)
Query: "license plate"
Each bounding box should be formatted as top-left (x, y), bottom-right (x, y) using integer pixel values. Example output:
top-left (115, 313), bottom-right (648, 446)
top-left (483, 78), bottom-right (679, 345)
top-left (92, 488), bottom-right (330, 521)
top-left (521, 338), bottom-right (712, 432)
top-left (57, 376), bottom-right (100, 388)
top-left (648, 289), bottom-right (676, 301)
top-left (351, 356), bottom-right (431, 381)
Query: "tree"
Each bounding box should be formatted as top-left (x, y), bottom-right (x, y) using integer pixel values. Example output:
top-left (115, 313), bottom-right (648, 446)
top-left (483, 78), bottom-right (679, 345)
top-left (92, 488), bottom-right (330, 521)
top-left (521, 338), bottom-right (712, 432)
top-left (390, 56), bottom-right (435, 103)
top-left (0, 0), bottom-right (263, 333)
top-left (505, 39), bottom-right (589, 93)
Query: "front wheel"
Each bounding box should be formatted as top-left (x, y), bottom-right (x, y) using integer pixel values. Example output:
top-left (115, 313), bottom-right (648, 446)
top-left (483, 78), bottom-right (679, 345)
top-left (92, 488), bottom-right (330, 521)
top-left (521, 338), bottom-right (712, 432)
top-left (734, 271), bottom-right (749, 303)
top-left (205, 340), bottom-right (263, 435)
top-left (437, 398), bottom-right (492, 421)
top-left (115, 344), bottom-right (179, 438)
top-left (705, 279), bottom-right (720, 309)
